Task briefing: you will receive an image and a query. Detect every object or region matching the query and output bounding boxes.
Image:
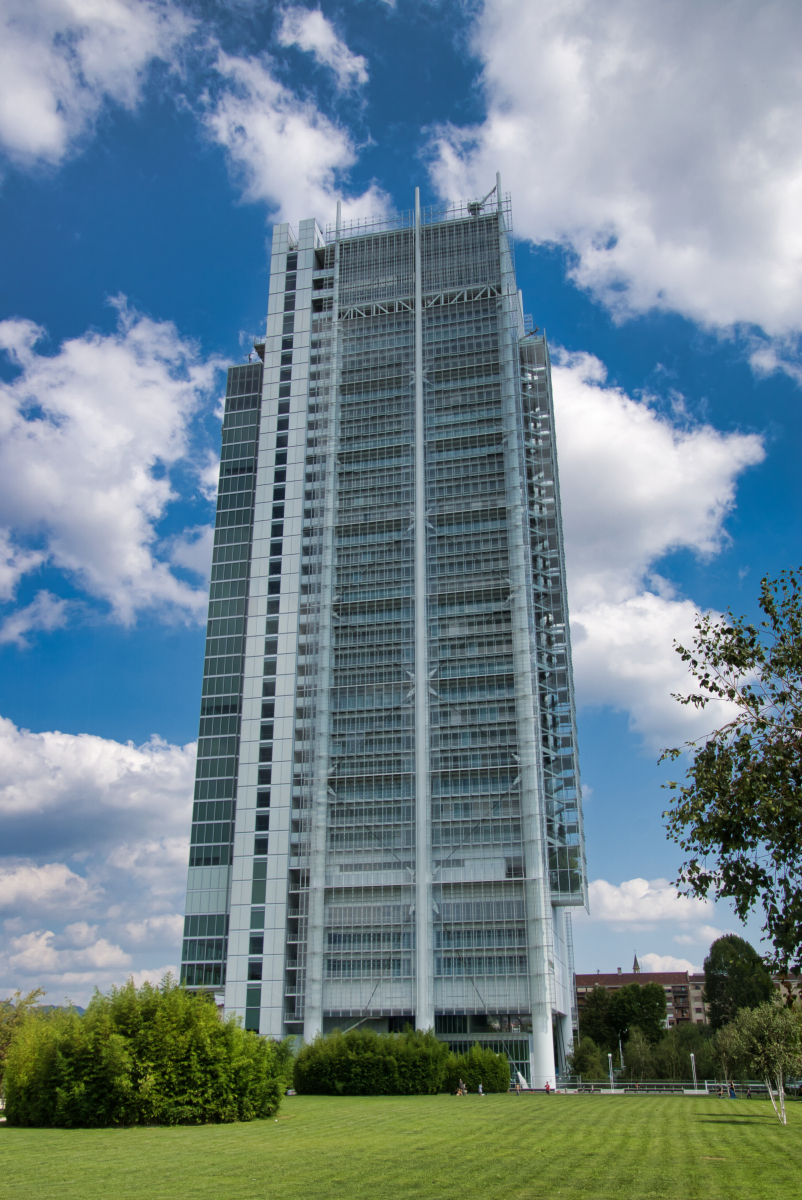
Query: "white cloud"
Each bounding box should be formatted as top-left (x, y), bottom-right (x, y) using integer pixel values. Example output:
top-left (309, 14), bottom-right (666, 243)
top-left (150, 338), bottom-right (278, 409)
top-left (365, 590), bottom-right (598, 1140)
top-left (585, 877), bottom-right (713, 926)
top-left (0, 714), bottom-right (193, 1003)
top-left (674, 924), bottom-right (728, 947)
top-left (552, 350), bottom-right (764, 743)
top-left (8, 928), bottom-right (131, 974)
top-left (0, 861), bottom-right (101, 913)
top-left (204, 50), bottom-right (389, 224)
top-left (0, 590), bottom-right (71, 647)
top-left (0, 0), bottom-right (192, 168)
top-left (0, 715), bottom-right (194, 833)
top-left (0, 301), bottom-right (222, 626)
top-left (277, 7), bottom-right (368, 91)
top-left (168, 524), bottom-right (214, 579)
top-left (640, 952), bottom-right (696, 974)
top-left (124, 913), bottom-right (183, 944)
top-left (428, 0), bottom-right (802, 339)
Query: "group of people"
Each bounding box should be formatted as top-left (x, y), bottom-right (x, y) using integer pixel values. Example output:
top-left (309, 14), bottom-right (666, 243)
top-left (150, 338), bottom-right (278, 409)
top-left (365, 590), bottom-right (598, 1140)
top-left (716, 1081), bottom-right (750, 1099)
top-left (455, 1079), bottom-right (483, 1096)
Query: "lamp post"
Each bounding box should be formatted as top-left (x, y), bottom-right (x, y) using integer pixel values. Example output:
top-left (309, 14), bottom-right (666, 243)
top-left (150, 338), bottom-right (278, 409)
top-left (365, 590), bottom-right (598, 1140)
top-left (608, 1053), bottom-right (614, 1091)
top-left (690, 1052), bottom-right (698, 1091)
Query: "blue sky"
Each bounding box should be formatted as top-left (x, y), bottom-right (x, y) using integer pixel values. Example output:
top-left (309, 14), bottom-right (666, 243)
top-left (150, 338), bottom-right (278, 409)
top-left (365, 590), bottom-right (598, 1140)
top-left (1, 0), bottom-right (800, 1002)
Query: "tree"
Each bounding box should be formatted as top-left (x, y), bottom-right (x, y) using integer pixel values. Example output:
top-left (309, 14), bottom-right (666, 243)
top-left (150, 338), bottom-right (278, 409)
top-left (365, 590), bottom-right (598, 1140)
top-left (730, 1002), bottom-right (802, 1125)
top-left (0, 989), bottom-right (45, 1085)
top-left (607, 984), bottom-right (667, 1045)
top-left (4, 976), bottom-right (282, 1126)
top-left (662, 569), bottom-right (802, 973)
top-left (566, 1036), bottom-right (608, 1081)
top-left (712, 1021), bottom-right (746, 1083)
top-left (578, 986), bottom-right (613, 1049)
top-left (703, 935), bottom-right (775, 1029)
top-left (579, 983), bottom-right (667, 1051)
top-left (623, 1029), bottom-right (653, 1081)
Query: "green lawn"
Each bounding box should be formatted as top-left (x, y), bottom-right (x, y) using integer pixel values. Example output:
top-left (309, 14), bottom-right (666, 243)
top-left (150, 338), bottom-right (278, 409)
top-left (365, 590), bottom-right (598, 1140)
top-left (1, 1092), bottom-right (797, 1200)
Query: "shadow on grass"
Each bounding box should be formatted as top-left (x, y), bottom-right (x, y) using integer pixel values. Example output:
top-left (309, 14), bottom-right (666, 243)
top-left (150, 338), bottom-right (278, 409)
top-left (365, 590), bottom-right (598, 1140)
top-left (698, 1117), bottom-right (778, 1125)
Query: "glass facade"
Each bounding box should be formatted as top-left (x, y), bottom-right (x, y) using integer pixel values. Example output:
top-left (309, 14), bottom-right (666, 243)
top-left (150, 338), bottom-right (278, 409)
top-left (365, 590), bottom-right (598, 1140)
top-left (181, 188), bottom-right (586, 1086)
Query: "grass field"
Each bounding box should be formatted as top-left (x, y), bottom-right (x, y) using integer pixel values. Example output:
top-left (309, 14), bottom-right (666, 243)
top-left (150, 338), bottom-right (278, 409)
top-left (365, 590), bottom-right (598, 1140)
top-left (1, 1092), bottom-right (797, 1200)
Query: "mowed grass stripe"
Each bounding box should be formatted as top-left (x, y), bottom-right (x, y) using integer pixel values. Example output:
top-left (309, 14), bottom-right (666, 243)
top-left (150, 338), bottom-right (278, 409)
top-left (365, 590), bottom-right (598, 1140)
top-left (0, 1093), bottom-right (796, 1200)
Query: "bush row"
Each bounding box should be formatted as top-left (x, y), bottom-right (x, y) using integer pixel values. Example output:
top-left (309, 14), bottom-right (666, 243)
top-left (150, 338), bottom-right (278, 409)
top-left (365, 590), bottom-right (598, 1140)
top-left (293, 1028), bottom-right (509, 1095)
top-left (4, 977), bottom-right (282, 1127)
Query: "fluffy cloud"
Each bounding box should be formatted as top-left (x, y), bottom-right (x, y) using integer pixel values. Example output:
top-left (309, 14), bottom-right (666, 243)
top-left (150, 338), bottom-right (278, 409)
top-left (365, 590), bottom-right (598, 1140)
top-left (553, 351), bottom-right (764, 743)
top-left (0, 301), bottom-right (222, 626)
top-left (204, 50), bottom-right (389, 224)
top-left (640, 952), bottom-right (696, 974)
top-left (0, 714), bottom-right (193, 1003)
top-left (428, 0), bottom-right (802, 341)
top-left (0, 590), bottom-right (71, 647)
top-left (586, 877), bottom-right (713, 927)
top-left (0, 861), bottom-right (101, 913)
top-left (0, 0), bottom-right (192, 168)
top-left (277, 7), bottom-right (369, 91)
top-left (0, 715), bottom-right (195, 856)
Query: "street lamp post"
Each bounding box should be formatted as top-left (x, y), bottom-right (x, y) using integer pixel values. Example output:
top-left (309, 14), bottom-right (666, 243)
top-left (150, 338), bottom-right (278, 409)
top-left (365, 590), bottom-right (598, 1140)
top-left (690, 1052), bottom-right (698, 1091)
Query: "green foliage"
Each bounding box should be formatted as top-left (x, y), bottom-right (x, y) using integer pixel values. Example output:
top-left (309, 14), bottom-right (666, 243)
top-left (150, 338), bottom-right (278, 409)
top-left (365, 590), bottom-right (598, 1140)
top-left (712, 1021), bottom-right (748, 1081)
top-left (294, 1027), bottom-right (452, 1095)
top-left (623, 1028), bottom-right (653, 1081)
top-left (730, 1002), bottom-right (802, 1123)
top-left (293, 1028), bottom-right (508, 1095)
top-left (703, 935), bottom-right (775, 1029)
top-left (662, 569), bottom-right (802, 972)
top-left (567, 1035), bottom-right (608, 1080)
top-left (621, 1022), bottom-right (717, 1082)
top-left (577, 986), bottom-right (612, 1048)
top-left (444, 1044), bottom-right (510, 1093)
top-left (0, 988), bottom-right (46, 1086)
top-left (579, 983), bottom-right (666, 1050)
top-left (4, 976), bottom-right (282, 1127)
top-left (608, 984), bottom-right (667, 1045)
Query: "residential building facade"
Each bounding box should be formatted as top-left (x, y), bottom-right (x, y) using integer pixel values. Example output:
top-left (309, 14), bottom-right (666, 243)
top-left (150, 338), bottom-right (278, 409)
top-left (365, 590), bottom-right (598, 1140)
top-left (575, 970), bottom-right (710, 1027)
top-left (181, 184), bottom-right (587, 1087)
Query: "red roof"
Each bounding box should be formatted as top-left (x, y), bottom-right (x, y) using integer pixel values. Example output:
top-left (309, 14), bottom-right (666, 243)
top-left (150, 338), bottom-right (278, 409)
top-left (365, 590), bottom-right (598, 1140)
top-left (576, 972), bottom-right (689, 987)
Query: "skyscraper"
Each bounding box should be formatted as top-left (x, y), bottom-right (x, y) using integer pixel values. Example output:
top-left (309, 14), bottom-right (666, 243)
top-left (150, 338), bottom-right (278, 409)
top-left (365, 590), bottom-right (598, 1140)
top-left (181, 182), bottom-right (586, 1087)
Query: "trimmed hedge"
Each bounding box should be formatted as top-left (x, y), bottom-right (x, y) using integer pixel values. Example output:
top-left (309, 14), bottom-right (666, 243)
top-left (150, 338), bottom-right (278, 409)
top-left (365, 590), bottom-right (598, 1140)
top-left (293, 1027), bottom-right (509, 1095)
top-left (4, 977), bottom-right (282, 1127)
top-left (445, 1044), bottom-right (510, 1094)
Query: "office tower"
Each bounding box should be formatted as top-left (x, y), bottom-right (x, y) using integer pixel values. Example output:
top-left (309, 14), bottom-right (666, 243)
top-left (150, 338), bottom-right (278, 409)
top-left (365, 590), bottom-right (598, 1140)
top-left (181, 183), bottom-right (586, 1087)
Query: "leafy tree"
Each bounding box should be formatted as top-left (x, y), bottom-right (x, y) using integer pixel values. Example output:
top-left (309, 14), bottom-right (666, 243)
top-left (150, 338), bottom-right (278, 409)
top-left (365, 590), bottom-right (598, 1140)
top-left (566, 1036), bottom-right (608, 1081)
top-left (730, 1002), bottom-right (802, 1124)
top-left (712, 1021), bottom-right (747, 1083)
top-left (607, 984), bottom-right (667, 1045)
top-left (0, 989), bottom-right (45, 1085)
top-left (623, 1029), bottom-right (653, 1081)
top-left (703, 935), bottom-right (775, 1029)
top-left (4, 976), bottom-right (282, 1126)
top-left (662, 569), bottom-right (802, 973)
top-left (579, 983), bottom-right (666, 1051)
top-left (578, 986), bottom-right (613, 1049)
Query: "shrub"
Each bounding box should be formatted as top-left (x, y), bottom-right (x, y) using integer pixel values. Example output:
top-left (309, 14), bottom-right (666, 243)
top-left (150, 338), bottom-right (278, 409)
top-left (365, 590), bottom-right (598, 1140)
top-left (294, 1027), bottom-right (452, 1095)
top-left (4, 976), bottom-right (282, 1127)
top-left (567, 1035), bottom-right (608, 1080)
top-left (444, 1044), bottom-right (510, 1093)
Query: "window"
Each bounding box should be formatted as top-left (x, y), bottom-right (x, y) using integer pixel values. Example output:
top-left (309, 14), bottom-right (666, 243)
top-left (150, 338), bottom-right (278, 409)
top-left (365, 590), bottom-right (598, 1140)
top-left (249, 935), bottom-right (264, 955)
